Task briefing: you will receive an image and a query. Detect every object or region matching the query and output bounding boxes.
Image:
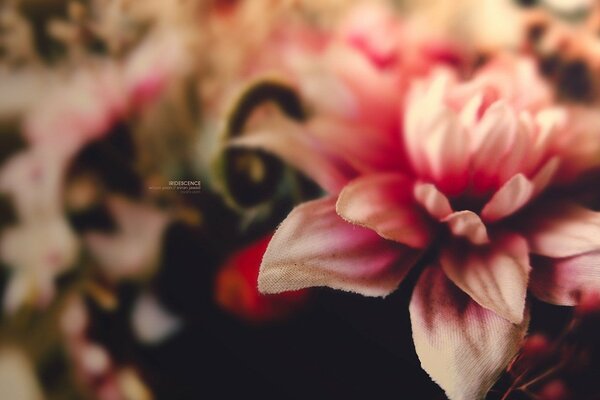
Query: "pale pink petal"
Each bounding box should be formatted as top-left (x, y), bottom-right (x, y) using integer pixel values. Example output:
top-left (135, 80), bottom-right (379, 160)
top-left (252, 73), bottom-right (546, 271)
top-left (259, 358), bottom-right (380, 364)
top-left (336, 174), bottom-right (431, 248)
top-left (497, 112), bottom-right (532, 182)
top-left (405, 71), bottom-right (456, 180)
top-left (459, 92), bottom-right (485, 128)
top-left (470, 101), bottom-right (518, 192)
top-left (410, 266), bottom-right (529, 400)
top-left (531, 157), bottom-right (559, 196)
top-left (440, 234), bottom-right (531, 323)
top-left (481, 174), bottom-right (533, 223)
top-left (258, 197), bottom-right (420, 297)
top-left (443, 211), bottom-right (489, 245)
top-left (421, 108), bottom-right (469, 193)
top-left (523, 108), bottom-right (565, 174)
top-left (413, 182), bottom-right (453, 220)
top-left (471, 101), bottom-right (517, 169)
top-left (530, 251), bottom-right (600, 306)
top-left (229, 115), bottom-right (353, 194)
top-left (525, 202), bottom-right (600, 258)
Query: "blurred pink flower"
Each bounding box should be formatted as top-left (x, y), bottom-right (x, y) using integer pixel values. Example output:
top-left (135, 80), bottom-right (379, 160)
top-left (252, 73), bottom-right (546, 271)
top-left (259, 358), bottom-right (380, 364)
top-left (24, 31), bottom-right (187, 159)
top-left (0, 31), bottom-right (186, 312)
top-left (243, 44), bottom-right (600, 399)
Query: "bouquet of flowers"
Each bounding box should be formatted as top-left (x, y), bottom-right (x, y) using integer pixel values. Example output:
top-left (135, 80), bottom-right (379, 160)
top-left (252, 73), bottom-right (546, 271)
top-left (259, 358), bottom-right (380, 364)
top-left (1, 1), bottom-right (600, 399)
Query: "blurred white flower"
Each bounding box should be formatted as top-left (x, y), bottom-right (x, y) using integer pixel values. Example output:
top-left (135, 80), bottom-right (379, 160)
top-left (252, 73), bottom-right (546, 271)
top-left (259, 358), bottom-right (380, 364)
top-left (0, 149), bottom-right (79, 313)
top-left (131, 293), bottom-right (181, 345)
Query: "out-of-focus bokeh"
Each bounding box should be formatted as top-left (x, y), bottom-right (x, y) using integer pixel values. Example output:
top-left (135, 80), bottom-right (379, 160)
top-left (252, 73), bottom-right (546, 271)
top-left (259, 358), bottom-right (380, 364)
top-left (1, 0), bottom-right (600, 399)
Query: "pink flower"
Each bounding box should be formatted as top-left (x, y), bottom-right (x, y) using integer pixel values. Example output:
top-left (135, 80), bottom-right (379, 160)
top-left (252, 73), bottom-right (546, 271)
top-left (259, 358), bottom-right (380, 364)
top-left (24, 31), bottom-right (187, 159)
top-left (237, 50), bottom-right (600, 399)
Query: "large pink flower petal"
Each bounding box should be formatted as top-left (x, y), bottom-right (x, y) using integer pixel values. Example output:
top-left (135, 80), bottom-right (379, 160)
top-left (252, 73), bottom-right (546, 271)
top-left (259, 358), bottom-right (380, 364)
top-left (443, 211), bottom-right (490, 245)
top-left (524, 202), bottom-right (600, 258)
top-left (481, 174), bottom-right (533, 223)
top-left (258, 197), bottom-right (420, 297)
top-left (530, 251), bottom-right (600, 306)
top-left (440, 234), bottom-right (531, 323)
top-left (308, 117), bottom-right (403, 174)
top-left (229, 115), bottom-right (354, 194)
top-left (413, 182), bottom-right (453, 220)
top-left (410, 266), bottom-right (529, 400)
top-left (336, 173), bottom-right (431, 248)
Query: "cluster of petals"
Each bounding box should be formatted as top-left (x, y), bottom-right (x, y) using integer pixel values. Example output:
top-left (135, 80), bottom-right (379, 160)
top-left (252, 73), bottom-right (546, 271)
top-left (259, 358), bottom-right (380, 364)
top-left (235, 4), bottom-right (600, 399)
top-left (0, 32), bottom-right (185, 313)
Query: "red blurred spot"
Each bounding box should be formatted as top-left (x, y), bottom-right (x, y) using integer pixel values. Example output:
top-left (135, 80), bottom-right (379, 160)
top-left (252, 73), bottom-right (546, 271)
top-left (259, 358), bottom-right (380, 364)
top-left (214, 234), bottom-right (309, 322)
top-left (522, 334), bottom-right (551, 357)
top-left (576, 291), bottom-right (600, 316)
top-left (421, 42), bottom-right (465, 69)
top-left (212, 0), bottom-right (240, 16)
top-left (539, 380), bottom-right (570, 400)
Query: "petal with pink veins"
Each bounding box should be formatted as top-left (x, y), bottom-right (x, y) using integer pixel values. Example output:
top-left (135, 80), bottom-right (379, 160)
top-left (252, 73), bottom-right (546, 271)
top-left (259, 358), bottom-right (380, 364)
top-left (413, 182), bottom-right (453, 220)
top-left (481, 174), bottom-right (533, 223)
top-left (410, 266), bottom-right (529, 400)
top-left (443, 211), bottom-right (489, 245)
top-left (530, 251), bottom-right (600, 306)
top-left (525, 202), bottom-right (600, 258)
top-left (336, 173), bottom-right (431, 248)
top-left (440, 234), bottom-right (531, 323)
top-left (258, 197), bottom-right (420, 297)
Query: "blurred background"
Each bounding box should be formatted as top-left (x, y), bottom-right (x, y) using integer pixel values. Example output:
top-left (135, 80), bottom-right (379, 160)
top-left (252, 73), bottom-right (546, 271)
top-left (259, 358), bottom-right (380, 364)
top-left (1, 0), bottom-right (600, 399)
